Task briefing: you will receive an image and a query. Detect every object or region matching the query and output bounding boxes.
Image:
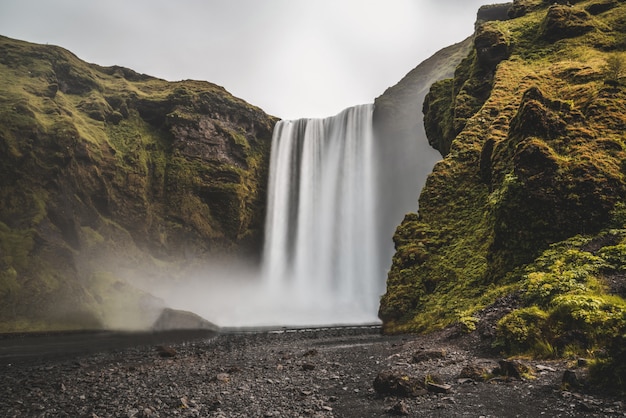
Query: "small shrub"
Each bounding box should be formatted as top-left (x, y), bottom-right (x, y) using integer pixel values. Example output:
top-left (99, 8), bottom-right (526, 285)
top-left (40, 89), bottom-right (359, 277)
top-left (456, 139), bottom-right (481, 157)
top-left (532, 338), bottom-right (558, 359)
top-left (598, 243), bottom-right (626, 271)
top-left (603, 53), bottom-right (626, 83)
top-left (495, 306), bottom-right (549, 353)
top-left (458, 315), bottom-right (479, 333)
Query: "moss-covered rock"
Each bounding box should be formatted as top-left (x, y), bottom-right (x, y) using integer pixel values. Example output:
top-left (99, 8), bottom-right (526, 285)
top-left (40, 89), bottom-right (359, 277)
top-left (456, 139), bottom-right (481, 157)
top-left (423, 22), bottom-right (509, 156)
top-left (541, 4), bottom-right (595, 41)
top-left (381, 0), bottom-right (626, 390)
top-left (0, 35), bottom-right (277, 331)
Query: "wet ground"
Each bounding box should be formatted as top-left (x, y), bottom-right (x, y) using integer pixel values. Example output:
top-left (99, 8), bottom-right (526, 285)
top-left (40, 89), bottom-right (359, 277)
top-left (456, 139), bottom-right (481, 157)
top-left (0, 326), bottom-right (623, 417)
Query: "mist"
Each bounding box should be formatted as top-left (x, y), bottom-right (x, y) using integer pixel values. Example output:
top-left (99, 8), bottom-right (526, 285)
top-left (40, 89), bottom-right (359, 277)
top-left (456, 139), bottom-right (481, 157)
top-left (113, 258), bottom-right (379, 329)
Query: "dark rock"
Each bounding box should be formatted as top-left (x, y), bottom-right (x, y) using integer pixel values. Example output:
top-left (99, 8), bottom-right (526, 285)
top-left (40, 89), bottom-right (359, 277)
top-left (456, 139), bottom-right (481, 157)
top-left (459, 364), bottom-right (489, 381)
top-left (412, 349), bottom-right (447, 363)
top-left (301, 363), bottom-right (316, 371)
top-left (476, 293), bottom-right (522, 341)
top-left (44, 83), bottom-right (58, 98)
top-left (388, 400), bottom-right (410, 416)
top-left (562, 370), bottom-right (581, 389)
top-left (426, 382), bottom-right (453, 394)
top-left (576, 401), bottom-right (596, 412)
top-left (302, 349), bottom-right (318, 357)
top-left (156, 345), bottom-right (177, 358)
top-left (373, 370), bottom-right (426, 397)
top-left (494, 360), bottom-right (531, 380)
top-left (585, 0), bottom-right (617, 15)
top-left (477, 3), bottom-right (513, 24)
top-left (151, 308), bottom-right (219, 332)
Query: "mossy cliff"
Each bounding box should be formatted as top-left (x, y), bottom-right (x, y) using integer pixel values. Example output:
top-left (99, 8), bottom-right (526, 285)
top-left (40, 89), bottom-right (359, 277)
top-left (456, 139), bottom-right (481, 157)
top-left (372, 37), bottom-right (473, 267)
top-left (0, 35), bottom-right (277, 331)
top-left (379, 0), bottom-right (626, 388)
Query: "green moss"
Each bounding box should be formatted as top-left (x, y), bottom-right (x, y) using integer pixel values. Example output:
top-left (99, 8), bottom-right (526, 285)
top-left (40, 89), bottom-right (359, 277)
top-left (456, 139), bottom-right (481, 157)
top-left (487, 230), bottom-right (626, 382)
top-left (0, 34), bottom-right (276, 331)
top-left (382, 4), bottom-right (626, 392)
top-left (423, 78), bottom-right (455, 154)
top-left (495, 306), bottom-right (550, 353)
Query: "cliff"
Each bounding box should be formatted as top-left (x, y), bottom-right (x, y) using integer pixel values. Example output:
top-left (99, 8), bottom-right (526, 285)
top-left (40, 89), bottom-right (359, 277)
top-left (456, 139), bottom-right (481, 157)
top-left (0, 35), bottom-right (277, 331)
top-left (379, 0), bottom-right (626, 387)
top-left (372, 37), bottom-right (473, 270)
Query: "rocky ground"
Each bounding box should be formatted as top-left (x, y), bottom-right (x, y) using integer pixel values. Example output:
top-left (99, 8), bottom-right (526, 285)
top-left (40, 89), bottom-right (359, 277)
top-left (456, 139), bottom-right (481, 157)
top-left (0, 326), bottom-right (624, 417)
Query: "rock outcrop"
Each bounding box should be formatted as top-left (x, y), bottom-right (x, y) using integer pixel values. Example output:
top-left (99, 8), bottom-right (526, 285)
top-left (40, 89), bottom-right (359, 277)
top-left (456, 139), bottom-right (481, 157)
top-left (0, 35), bottom-right (277, 331)
top-left (380, 0), bottom-right (626, 390)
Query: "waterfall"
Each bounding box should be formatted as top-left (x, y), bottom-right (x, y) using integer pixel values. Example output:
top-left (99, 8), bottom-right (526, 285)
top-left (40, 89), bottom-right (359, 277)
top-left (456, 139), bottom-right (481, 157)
top-left (262, 104), bottom-right (383, 325)
top-left (151, 102), bottom-right (439, 328)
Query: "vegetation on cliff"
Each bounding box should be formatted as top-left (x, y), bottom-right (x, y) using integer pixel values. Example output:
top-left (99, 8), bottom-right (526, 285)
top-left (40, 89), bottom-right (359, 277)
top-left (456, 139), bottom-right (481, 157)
top-left (0, 35), bottom-right (277, 331)
top-left (379, 0), bottom-right (626, 390)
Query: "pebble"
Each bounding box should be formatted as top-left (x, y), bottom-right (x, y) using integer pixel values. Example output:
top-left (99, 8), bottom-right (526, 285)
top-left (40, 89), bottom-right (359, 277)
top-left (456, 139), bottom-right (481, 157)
top-left (0, 328), bottom-right (622, 417)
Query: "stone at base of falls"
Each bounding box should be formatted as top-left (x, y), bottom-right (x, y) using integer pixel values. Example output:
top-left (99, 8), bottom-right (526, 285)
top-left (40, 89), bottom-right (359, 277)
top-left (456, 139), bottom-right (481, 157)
top-left (373, 370), bottom-right (426, 397)
top-left (151, 308), bottom-right (219, 332)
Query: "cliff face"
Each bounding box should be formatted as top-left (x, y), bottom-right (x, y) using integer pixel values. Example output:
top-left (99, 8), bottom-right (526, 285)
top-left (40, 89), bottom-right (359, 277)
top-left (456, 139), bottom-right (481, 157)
top-left (380, 0), bottom-right (626, 385)
top-left (372, 37), bottom-right (473, 270)
top-left (0, 35), bottom-right (277, 331)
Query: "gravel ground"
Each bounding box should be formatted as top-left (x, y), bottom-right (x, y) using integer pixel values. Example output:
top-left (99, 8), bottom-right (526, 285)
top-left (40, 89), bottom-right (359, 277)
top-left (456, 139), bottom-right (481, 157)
top-left (0, 326), bottom-right (624, 417)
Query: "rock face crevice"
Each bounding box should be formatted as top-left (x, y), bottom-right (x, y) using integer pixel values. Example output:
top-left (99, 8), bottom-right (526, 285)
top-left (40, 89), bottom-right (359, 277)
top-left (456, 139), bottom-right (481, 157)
top-left (0, 35), bottom-right (277, 331)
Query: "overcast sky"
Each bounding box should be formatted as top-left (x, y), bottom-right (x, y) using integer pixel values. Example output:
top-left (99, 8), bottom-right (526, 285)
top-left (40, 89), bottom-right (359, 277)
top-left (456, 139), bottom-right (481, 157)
top-left (0, 0), bottom-right (488, 119)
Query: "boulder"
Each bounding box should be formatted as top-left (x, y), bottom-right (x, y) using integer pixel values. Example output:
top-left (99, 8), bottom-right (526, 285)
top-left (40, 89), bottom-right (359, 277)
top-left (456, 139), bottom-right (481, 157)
top-left (493, 360), bottom-right (532, 380)
top-left (373, 370), bottom-right (426, 397)
top-left (459, 364), bottom-right (489, 381)
top-left (151, 308), bottom-right (219, 332)
top-left (411, 349), bottom-right (447, 363)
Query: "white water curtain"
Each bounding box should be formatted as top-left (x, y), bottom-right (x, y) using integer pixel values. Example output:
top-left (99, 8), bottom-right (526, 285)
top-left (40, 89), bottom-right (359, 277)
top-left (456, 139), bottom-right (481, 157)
top-left (262, 104), bottom-right (381, 323)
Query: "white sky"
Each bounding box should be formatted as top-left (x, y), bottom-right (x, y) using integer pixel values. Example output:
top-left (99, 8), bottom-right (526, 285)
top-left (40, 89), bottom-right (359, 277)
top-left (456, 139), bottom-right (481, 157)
top-left (0, 0), bottom-right (488, 119)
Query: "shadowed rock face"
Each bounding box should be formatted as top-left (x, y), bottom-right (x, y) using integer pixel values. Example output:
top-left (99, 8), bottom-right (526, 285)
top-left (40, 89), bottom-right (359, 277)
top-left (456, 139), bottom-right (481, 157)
top-left (475, 24), bottom-right (512, 70)
top-left (0, 35), bottom-right (277, 332)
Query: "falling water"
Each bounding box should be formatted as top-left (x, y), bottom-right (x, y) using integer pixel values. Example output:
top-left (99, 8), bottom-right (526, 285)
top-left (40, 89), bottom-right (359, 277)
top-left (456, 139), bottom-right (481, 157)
top-left (262, 104), bottom-right (383, 324)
